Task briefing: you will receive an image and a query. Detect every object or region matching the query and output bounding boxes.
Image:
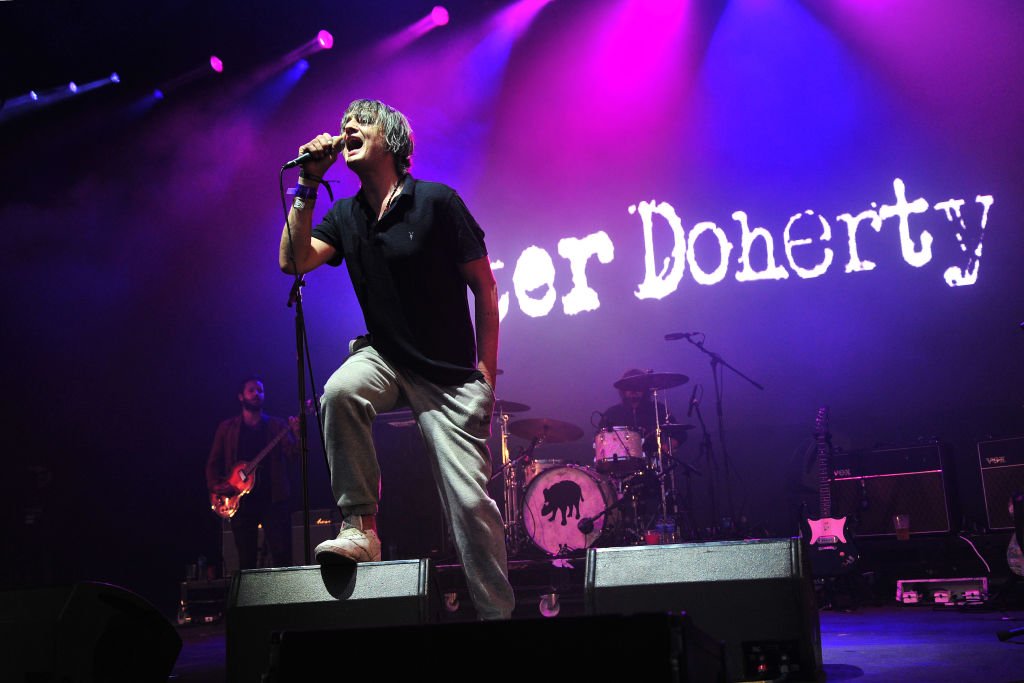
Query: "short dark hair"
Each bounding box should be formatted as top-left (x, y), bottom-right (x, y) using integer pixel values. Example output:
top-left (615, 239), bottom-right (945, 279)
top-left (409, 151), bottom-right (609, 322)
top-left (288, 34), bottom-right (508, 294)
top-left (237, 375), bottom-right (264, 394)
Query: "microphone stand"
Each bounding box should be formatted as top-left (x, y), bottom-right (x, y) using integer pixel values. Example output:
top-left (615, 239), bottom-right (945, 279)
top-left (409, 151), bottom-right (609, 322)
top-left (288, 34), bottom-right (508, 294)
top-left (673, 334), bottom-right (764, 537)
top-left (287, 277), bottom-right (313, 565)
top-left (280, 167), bottom-right (334, 567)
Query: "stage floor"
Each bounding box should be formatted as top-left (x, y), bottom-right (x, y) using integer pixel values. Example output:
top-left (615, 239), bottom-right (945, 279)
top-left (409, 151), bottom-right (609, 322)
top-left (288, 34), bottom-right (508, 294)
top-left (170, 602), bottom-right (1024, 682)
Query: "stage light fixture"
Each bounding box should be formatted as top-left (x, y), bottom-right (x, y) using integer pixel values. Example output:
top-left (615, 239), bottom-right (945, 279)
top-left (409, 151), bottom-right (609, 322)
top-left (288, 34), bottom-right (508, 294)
top-left (110, 72), bottom-right (120, 84)
top-left (29, 90), bottom-right (38, 101)
top-left (210, 56), bottom-right (224, 73)
top-left (68, 81), bottom-right (78, 93)
top-left (317, 30), bottom-right (334, 50)
top-left (431, 6), bottom-right (450, 26)
top-left (153, 89), bottom-right (165, 100)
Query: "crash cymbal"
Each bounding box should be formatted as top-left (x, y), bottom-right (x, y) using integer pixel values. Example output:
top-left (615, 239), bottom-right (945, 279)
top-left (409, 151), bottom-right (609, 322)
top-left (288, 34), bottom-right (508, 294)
top-left (613, 371), bottom-right (689, 392)
top-left (493, 399), bottom-right (530, 414)
top-left (508, 418), bottom-right (584, 444)
top-left (658, 423), bottom-right (696, 441)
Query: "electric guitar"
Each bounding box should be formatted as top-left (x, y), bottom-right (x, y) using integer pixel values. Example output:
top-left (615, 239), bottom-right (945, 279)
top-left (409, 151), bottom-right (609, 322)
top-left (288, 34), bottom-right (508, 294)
top-left (210, 405), bottom-right (309, 519)
top-left (803, 406), bottom-right (858, 576)
top-left (1008, 496), bottom-right (1024, 577)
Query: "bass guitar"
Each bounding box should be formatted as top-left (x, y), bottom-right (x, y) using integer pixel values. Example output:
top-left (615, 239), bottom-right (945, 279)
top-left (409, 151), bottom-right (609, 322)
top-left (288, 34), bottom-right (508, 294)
top-left (803, 406), bottom-right (857, 576)
top-left (210, 404), bottom-right (309, 519)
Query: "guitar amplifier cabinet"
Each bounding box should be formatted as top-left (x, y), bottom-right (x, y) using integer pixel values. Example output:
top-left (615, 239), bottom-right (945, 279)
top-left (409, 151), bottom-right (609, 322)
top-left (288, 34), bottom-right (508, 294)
top-left (977, 436), bottom-right (1024, 530)
top-left (222, 509), bottom-right (340, 576)
top-left (830, 444), bottom-right (953, 537)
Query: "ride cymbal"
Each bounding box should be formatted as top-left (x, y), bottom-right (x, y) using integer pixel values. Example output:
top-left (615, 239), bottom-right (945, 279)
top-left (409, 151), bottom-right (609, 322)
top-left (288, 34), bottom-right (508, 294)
top-left (508, 418), bottom-right (584, 443)
top-left (613, 371), bottom-right (689, 392)
top-left (493, 399), bottom-right (531, 414)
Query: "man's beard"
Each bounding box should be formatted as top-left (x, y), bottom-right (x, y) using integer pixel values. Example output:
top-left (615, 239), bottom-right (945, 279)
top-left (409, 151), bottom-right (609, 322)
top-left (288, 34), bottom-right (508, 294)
top-left (242, 397), bottom-right (264, 411)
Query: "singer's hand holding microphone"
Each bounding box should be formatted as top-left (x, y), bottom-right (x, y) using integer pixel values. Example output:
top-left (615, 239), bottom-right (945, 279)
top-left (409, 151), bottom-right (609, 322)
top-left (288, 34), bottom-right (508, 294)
top-left (286, 132), bottom-right (343, 176)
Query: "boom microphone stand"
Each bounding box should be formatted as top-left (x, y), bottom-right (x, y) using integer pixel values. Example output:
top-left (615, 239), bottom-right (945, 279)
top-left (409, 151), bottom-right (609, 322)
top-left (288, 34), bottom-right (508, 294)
top-left (666, 332), bottom-right (764, 536)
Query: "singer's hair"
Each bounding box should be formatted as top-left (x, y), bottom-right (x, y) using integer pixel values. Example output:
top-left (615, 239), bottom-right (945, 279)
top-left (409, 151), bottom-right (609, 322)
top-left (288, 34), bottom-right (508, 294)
top-left (341, 99), bottom-right (414, 175)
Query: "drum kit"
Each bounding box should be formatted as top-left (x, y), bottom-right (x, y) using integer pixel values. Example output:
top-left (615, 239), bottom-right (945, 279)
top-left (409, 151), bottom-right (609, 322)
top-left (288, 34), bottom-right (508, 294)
top-left (492, 371), bottom-right (697, 558)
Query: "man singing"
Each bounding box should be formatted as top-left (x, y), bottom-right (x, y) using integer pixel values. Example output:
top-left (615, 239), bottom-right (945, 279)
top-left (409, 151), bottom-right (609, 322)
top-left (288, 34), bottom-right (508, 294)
top-left (278, 99), bottom-right (513, 619)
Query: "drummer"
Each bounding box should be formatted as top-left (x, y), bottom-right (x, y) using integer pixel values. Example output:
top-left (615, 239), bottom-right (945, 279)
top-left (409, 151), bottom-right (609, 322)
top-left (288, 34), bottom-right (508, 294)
top-left (599, 368), bottom-right (684, 454)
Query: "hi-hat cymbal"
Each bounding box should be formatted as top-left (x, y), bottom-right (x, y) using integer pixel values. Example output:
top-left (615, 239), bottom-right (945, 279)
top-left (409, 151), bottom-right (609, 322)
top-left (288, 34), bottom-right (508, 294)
top-left (613, 371), bottom-right (689, 392)
top-left (658, 423), bottom-right (696, 441)
top-left (493, 399), bottom-right (530, 414)
top-left (508, 418), bottom-right (584, 444)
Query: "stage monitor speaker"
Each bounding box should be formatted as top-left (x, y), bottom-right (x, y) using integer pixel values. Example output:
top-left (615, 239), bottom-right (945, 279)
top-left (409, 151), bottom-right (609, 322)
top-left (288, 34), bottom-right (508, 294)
top-left (227, 559), bottom-right (433, 683)
top-left (265, 612), bottom-right (725, 682)
top-left (830, 443), bottom-right (952, 536)
top-left (978, 436), bottom-right (1024, 530)
top-left (0, 581), bottom-right (182, 682)
top-left (584, 538), bottom-right (821, 683)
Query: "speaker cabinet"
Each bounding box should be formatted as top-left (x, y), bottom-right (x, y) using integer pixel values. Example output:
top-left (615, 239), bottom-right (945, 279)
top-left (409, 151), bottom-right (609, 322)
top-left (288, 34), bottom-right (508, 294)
top-left (978, 436), bottom-right (1024, 530)
top-left (0, 581), bottom-right (182, 682)
top-left (267, 612), bottom-right (725, 682)
top-left (222, 509), bottom-right (341, 575)
top-left (227, 560), bottom-right (433, 683)
top-left (584, 538), bottom-right (820, 682)
top-left (831, 444), bottom-right (952, 536)
top-left (290, 509), bottom-right (341, 566)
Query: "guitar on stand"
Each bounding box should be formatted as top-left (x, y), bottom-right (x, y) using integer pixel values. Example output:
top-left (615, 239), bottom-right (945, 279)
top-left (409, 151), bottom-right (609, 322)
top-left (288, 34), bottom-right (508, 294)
top-left (802, 406), bottom-right (858, 576)
top-left (1008, 494), bottom-right (1024, 578)
top-left (210, 401), bottom-right (310, 519)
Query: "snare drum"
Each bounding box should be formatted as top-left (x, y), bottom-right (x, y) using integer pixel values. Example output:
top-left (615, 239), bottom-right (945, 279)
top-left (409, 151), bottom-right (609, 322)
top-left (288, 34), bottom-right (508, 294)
top-left (522, 465), bottom-right (618, 556)
top-left (593, 427), bottom-right (645, 475)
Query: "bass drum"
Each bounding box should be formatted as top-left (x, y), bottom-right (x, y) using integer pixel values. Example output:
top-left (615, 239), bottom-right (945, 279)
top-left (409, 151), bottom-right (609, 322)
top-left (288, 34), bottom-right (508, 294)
top-left (522, 465), bottom-right (619, 556)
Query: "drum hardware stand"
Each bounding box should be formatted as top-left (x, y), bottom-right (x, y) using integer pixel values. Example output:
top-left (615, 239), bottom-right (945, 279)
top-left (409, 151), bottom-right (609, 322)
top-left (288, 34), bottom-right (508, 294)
top-left (649, 386), bottom-right (676, 540)
top-left (492, 411), bottom-right (539, 555)
top-left (667, 333), bottom-right (764, 538)
top-left (577, 492), bottom-right (634, 540)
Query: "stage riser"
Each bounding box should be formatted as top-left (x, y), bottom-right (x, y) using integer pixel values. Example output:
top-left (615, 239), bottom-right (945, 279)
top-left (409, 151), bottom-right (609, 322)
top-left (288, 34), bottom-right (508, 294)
top-left (270, 613), bottom-right (725, 682)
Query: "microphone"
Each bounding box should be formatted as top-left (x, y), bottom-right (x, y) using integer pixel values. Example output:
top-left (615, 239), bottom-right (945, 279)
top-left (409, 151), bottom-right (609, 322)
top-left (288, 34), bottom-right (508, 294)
top-left (283, 136), bottom-right (343, 169)
top-left (665, 332), bottom-right (699, 341)
top-left (578, 517), bottom-right (595, 534)
top-left (686, 384), bottom-right (699, 418)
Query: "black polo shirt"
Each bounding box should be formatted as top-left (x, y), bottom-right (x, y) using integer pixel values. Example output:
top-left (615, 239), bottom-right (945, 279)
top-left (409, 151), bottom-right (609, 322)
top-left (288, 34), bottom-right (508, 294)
top-left (312, 177), bottom-right (487, 386)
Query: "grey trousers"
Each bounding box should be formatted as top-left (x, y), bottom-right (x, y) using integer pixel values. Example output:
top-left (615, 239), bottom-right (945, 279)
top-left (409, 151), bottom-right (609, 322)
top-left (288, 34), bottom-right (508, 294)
top-left (321, 342), bottom-right (514, 619)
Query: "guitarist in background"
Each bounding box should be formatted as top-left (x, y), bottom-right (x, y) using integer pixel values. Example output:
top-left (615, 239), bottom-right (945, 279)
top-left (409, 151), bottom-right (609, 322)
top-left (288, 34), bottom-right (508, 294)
top-left (205, 376), bottom-right (299, 570)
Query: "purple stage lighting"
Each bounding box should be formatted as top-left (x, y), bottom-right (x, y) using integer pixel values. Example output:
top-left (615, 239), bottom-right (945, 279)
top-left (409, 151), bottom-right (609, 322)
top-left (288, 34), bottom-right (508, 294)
top-left (68, 81), bottom-right (78, 93)
top-left (317, 30), bottom-right (334, 49)
top-left (210, 56), bottom-right (224, 73)
top-left (110, 72), bottom-right (120, 84)
top-left (29, 90), bottom-right (38, 101)
top-left (153, 89), bottom-right (164, 100)
top-left (432, 6), bottom-right (450, 26)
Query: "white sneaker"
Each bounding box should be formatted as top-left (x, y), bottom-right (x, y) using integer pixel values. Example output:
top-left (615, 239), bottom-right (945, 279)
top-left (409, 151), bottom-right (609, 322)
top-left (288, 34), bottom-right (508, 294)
top-left (315, 526), bottom-right (382, 565)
